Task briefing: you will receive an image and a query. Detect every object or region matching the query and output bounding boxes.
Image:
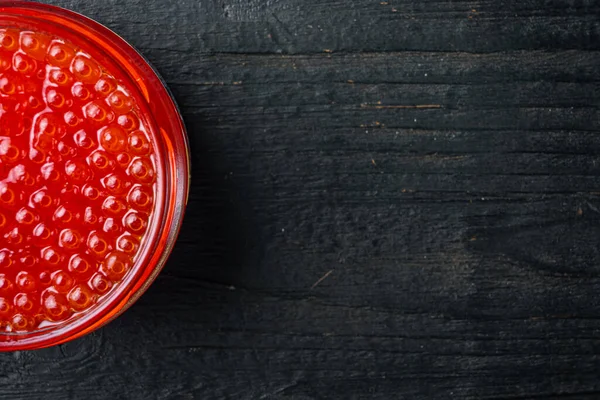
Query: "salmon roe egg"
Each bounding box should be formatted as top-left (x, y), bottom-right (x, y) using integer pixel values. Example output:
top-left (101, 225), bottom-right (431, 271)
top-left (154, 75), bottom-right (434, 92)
top-left (0, 28), bottom-right (158, 333)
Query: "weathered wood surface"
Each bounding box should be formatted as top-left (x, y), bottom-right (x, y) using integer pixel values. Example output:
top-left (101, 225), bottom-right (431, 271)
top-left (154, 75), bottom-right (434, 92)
top-left (1, 0), bottom-right (600, 398)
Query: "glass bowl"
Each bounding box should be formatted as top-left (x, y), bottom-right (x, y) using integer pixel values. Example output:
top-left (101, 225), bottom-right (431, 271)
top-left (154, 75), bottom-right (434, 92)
top-left (0, 1), bottom-right (190, 350)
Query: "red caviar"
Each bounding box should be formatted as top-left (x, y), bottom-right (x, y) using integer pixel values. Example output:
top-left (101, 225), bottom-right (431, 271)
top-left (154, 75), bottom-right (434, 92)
top-left (0, 2), bottom-right (189, 350)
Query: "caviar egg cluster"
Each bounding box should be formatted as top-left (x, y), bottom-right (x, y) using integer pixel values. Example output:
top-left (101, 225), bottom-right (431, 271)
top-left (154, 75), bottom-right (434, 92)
top-left (0, 28), bottom-right (157, 332)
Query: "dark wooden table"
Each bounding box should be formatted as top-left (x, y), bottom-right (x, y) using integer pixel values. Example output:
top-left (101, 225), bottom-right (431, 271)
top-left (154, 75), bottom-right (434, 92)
top-left (2, 0), bottom-right (600, 399)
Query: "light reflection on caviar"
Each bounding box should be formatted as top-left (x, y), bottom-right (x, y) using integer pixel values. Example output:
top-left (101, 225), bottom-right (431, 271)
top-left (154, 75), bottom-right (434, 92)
top-left (0, 28), bottom-right (157, 333)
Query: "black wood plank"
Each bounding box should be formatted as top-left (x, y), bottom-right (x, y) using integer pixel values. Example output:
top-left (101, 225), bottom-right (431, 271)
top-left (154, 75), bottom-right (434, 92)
top-left (1, 0), bottom-right (600, 399)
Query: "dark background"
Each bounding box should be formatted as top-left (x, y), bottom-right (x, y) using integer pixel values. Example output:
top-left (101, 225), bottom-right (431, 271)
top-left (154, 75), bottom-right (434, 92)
top-left (2, 0), bottom-right (600, 399)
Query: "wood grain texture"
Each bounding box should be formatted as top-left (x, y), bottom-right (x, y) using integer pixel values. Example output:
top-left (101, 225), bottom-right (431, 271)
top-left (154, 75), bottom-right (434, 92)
top-left (1, 0), bottom-right (600, 399)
